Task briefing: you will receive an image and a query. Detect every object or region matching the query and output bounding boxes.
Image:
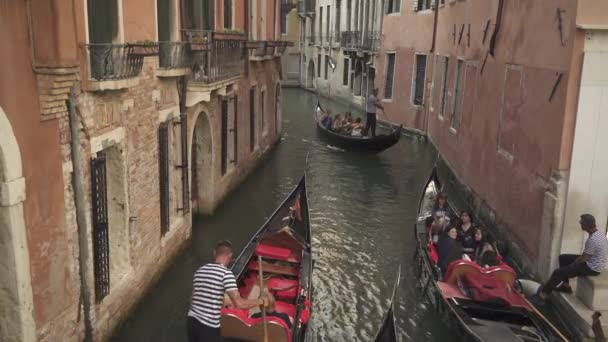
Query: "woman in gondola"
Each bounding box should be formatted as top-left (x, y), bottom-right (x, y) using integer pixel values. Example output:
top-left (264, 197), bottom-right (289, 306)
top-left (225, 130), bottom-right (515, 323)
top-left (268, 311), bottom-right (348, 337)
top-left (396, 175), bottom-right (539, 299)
top-left (432, 192), bottom-right (450, 222)
top-left (457, 211), bottom-right (477, 259)
top-left (436, 226), bottom-right (463, 274)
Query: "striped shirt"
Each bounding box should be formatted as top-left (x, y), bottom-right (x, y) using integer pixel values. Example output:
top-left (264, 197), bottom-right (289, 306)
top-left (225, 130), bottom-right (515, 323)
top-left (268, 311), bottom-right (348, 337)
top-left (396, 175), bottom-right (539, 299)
top-left (187, 263), bottom-right (238, 328)
top-left (583, 231), bottom-right (608, 272)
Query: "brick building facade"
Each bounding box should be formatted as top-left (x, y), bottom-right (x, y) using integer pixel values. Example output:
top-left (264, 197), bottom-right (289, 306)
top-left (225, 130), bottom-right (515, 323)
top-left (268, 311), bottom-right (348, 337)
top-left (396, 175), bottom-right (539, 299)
top-left (0, 0), bottom-right (288, 341)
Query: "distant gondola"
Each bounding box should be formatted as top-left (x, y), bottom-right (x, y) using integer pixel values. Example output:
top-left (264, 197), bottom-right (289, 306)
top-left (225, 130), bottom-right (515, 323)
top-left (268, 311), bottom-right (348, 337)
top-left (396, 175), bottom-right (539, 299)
top-left (314, 102), bottom-right (402, 153)
top-left (221, 177), bottom-right (313, 342)
top-left (414, 169), bottom-right (568, 342)
top-left (373, 265), bottom-right (400, 342)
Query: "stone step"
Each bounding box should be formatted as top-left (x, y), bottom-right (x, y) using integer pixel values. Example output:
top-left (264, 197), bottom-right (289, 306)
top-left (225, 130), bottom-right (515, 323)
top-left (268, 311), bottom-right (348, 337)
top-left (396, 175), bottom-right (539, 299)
top-left (554, 291), bottom-right (608, 341)
top-left (576, 273), bottom-right (608, 311)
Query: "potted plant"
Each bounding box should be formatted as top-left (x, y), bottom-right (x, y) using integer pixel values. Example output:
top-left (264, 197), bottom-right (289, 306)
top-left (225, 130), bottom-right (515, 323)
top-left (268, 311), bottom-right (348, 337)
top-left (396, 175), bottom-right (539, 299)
top-left (186, 31), bottom-right (210, 52)
top-left (130, 40), bottom-right (159, 56)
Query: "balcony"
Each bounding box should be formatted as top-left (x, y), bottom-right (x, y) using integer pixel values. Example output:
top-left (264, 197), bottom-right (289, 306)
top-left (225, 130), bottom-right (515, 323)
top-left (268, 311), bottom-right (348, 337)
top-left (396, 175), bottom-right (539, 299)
top-left (247, 41), bottom-right (274, 61)
top-left (85, 44), bottom-right (144, 91)
top-left (298, 0), bottom-right (316, 15)
top-left (157, 42), bottom-right (191, 77)
top-left (340, 31), bottom-right (380, 52)
top-left (184, 30), bottom-right (246, 106)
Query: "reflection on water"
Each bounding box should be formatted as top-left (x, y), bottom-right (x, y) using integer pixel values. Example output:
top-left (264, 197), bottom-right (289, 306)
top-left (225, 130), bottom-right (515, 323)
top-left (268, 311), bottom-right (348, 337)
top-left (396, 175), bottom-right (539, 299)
top-left (112, 89), bottom-right (454, 341)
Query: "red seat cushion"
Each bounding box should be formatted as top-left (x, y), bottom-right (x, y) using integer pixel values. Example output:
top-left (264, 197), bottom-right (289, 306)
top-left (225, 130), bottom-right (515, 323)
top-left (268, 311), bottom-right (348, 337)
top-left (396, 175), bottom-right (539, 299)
top-left (274, 301), bottom-right (296, 317)
top-left (256, 244), bottom-right (292, 261)
top-left (268, 278), bottom-right (299, 300)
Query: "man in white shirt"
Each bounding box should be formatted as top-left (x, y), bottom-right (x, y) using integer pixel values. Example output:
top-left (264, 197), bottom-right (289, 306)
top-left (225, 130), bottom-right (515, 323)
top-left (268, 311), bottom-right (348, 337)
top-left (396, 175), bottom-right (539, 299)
top-left (538, 214), bottom-right (608, 299)
top-left (364, 88), bottom-right (384, 137)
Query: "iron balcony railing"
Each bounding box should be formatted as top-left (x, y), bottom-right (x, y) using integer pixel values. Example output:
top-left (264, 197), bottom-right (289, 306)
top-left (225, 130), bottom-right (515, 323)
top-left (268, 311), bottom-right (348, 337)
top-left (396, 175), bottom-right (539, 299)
top-left (86, 44), bottom-right (144, 80)
top-left (185, 30), bottom-right (246, 84)
top-left (340, 31), bottom-right (380, 51)
top-left (158, 41), bottom-right (191, 69)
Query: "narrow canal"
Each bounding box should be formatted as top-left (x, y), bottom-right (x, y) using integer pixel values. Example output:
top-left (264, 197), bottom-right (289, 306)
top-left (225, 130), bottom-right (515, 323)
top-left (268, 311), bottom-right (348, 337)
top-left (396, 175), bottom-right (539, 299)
top-left (112, 88), bottom-right (453, 341)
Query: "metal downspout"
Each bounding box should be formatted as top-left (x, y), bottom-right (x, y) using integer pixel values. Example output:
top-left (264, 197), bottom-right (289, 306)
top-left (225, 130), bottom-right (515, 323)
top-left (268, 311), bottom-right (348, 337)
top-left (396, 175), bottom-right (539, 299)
top-left (67, 83), bottom-right (94, 342)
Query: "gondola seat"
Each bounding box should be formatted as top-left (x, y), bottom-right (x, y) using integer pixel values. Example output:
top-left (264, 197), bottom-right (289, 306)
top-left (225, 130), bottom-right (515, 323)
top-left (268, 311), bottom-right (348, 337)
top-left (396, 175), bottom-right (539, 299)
top-left (443, 260), bottom-right (516, 286)
top-left (221, 308), bottom-right (292, 342)
top-left (268, 278), bottom-right (299, 300)
top-left (248, 260), bottom-right (299, 277)
top-left (256, 243), bottom-right (302, 263)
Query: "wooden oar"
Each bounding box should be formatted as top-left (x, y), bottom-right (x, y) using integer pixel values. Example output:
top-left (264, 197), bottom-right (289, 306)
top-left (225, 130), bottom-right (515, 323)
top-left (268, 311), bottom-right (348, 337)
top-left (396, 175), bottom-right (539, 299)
top-left (258, 255), bottom-right (269, 342)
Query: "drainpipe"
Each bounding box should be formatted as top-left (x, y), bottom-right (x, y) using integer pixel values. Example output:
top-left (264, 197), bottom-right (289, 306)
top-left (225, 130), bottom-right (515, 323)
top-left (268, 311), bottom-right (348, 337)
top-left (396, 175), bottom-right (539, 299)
top-left (67, 82), bottom-right (94, 342)
top-left (426, 0), bottom-right (440, 134)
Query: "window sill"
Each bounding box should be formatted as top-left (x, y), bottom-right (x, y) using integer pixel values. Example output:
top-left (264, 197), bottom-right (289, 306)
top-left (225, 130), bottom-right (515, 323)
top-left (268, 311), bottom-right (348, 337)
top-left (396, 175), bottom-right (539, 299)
top-left (438, 115), bottom-right (445, 122)
top-left (386, 12), bottom-right (401, 17)
top-left (156, 68), bottom-right (191, 78)
top-left (86, 77), bottom-right (139, 92)
top-left (497, 148), bottom-right (514, 163)
top-left (449, 127), bottom-right (458, 135)
top-left (416, 9), bottom-right (435, 15)
top-left (381, 98), bottom-right (393, 103)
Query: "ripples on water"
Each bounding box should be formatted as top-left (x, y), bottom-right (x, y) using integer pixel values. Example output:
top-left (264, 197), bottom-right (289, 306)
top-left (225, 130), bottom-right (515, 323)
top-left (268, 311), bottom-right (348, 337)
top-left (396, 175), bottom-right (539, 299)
top-left (112, 88), bottom-right (455, 342)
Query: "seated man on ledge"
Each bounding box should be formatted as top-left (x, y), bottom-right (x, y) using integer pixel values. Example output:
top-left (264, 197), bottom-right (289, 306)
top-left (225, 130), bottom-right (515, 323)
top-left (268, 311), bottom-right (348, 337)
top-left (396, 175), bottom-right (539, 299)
top-left (538, 214), bottom-right (608, 300)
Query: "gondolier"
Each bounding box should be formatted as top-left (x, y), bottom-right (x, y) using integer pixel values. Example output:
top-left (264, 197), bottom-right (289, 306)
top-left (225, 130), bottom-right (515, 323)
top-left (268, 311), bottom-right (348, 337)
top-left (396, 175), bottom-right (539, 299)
top-left (365, 88), bottom-right (385, 137)
top-left (187, 240), bottom-right (269, 342)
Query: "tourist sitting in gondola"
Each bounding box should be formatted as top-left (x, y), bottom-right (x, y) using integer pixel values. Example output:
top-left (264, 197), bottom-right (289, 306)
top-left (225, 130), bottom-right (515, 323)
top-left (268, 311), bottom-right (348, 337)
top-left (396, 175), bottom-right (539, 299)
top-left (332, 114), bottom-right (344, 132)
top-left (320, 110), bottom-right (333, 129)
top-left (351, 118), bottom-right (364, 137)
top-left (432, 192), bottom-right (450, 222)
top-left (457, 211), bottom-right (477, 259)
top-left (436, 226), bottom-right (463, 274)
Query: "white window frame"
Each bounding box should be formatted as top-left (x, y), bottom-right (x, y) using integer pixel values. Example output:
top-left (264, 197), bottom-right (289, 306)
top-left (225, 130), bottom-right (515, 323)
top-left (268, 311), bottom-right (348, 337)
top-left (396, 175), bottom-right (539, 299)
top-left (450, 57), bottom-right (465, 133)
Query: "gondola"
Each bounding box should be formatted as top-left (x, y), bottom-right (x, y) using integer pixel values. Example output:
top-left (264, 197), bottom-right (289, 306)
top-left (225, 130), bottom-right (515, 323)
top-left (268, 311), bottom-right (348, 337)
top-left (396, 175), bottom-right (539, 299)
top-left (414, 169), bottom-right (568, 342)
top-left (373, 265), bottom-right (400, 342)
top-left (221, 176), bottom-right (312, 342)
top-left (314, 102), bottom-right (402, 153)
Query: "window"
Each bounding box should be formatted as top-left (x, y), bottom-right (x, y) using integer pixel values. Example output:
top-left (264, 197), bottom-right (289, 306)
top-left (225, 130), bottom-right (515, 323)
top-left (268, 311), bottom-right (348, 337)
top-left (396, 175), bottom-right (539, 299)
top-left (157, 0), bottom-right (175, 42)
top-left (281, 0), bottom-right (296, 35)
top-left (224, 0), bottom-right (232, 29)
top-left (233, 96), bottom-right (238, 164)
top-left (346, 0), bottom-right (352, 31)
top-left (412, 54), bottom-right (427, 106)
top-left (384, 53), bottom-right (396, 99)
top-left (325, 56), bottom-right (329, 80)
top-left (320, 7), bottom-right (323, 40)
top-left (261, 90), bottom-right (267, 134)
top-left (343, 58), bottom-right (350, 86)
top-left (158, 122), bottom-right (170, 235)
top-left (221, 100), bottom-right (228, 175)
top-left (249, 87), bottom-right (256, 151)
top-left (335, 0), bottom-right (341, 36)
top-left (451, 59), bottom-right (464, 130)
top-left (317, 54), bottom-right (322, 77)
top-left (183, 0), bottom-right (214, 30)
top-left (385, 0), bottom-right (400, 14)
top-left (87, 0), bottom-right (119, 43)
top-left (326, 5), bottom-right (331, 41)
top-left (415, 0), bottom-right (432, 11)
top-left (436, 56), bottom-right (449, 118)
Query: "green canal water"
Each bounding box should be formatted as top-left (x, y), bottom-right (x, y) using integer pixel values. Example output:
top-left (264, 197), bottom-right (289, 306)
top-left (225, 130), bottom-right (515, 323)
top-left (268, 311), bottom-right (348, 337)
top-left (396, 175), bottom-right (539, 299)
top-left (111, 88), bottom-right (454, 341)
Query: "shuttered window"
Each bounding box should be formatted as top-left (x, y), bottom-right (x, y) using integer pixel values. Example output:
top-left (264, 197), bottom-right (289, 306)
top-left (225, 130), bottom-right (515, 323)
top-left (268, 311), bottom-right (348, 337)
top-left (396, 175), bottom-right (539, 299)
top-left (249, 87), bottom-right (256, 151)
top-left (413, 54), bottom-right (427, 106)
top-left (385, 0), bottom-right (400, 14)
top-left (384, 53), bottom-right (396, 99)
top-left (438, 56), bottom-right (449, 118)
top-left (325, 56), bottom-right (329, 80)
top-left (221, 100), bottom-right (228, 175)
top-left (343, 58), bottom-right (349, 86)
top-left (233, 96), bottom-right (238, 164)
top-left (158, 122), bottom-right (170, 235)
top-left (317, 54), bottom-right (322, 77)
top-left (87, 0), bottom-right (119, 43)
top-left (224, 0), bottom-right (232, 29)
top-left (451, 59), bottom-right (464, 129)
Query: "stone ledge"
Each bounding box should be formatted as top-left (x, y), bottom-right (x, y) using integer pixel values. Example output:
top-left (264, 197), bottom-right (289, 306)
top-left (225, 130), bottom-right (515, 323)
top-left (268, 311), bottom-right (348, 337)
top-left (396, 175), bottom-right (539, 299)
top-left (86, 77), bottom-right (139, 92)
top-left (155, 68), bottom-right (191, 78)
top-left (577, 273), bottom-right (608, 310)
